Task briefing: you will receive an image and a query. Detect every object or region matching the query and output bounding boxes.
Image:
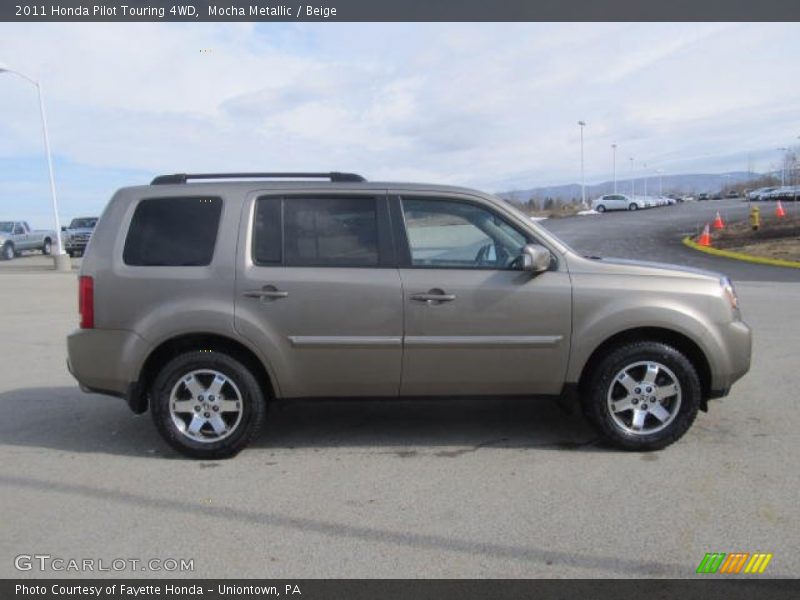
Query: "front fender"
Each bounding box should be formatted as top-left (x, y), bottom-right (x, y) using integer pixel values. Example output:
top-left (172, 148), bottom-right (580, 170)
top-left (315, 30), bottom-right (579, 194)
top-left (566, 276), bottom-right (725, 385)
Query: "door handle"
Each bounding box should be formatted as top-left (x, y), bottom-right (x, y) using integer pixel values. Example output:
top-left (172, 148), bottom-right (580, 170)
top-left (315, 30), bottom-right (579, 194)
top-left (243, 286), bottom-right (289, 300)
top-left (411, 290), bottom-right (456, 304)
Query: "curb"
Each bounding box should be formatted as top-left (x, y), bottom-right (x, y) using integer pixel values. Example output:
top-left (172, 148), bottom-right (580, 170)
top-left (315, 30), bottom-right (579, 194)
top-left (682, 236), bottom-right (800, 269)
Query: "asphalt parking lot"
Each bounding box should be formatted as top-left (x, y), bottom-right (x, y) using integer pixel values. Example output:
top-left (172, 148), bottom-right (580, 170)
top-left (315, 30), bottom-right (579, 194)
top-left (1, 201), bottom-right (799, 578)
top-left (542, 198), bottom-right (800, 283)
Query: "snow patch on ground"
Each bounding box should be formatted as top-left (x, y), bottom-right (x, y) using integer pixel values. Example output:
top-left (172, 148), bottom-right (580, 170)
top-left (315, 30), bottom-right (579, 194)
top-left (529, 216), bottom-right (548, 221)
top-left (577, 209), bottom-right (600, 215)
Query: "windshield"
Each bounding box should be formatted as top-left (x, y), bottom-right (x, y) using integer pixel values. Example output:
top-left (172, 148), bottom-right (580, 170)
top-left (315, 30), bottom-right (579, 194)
top-left (69, 218), bottom-right (98, 229)
top-left (0, 222), bottom-right (13, 233)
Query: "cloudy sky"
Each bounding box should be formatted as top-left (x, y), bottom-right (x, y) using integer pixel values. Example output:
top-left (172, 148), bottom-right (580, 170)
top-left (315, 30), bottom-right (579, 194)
top-left (1, 22), bottom-right (799, 227)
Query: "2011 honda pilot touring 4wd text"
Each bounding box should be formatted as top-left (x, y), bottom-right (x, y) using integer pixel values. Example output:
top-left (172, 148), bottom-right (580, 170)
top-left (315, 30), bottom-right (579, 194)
top-left (67, 172), bottom-right (752, 458)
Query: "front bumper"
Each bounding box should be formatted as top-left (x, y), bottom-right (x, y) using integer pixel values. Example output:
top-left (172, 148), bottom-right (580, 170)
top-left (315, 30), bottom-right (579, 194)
top-left (708, 319), bottom-right (752, 397)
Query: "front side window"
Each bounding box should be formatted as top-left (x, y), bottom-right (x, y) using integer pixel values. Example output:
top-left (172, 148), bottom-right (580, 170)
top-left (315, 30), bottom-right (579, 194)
top-left (401, 198), bottom-right (528, 269)
top-left (253, 197), bottom-right (379, 267)
top-left (123, 197), bottom-right (222, 266)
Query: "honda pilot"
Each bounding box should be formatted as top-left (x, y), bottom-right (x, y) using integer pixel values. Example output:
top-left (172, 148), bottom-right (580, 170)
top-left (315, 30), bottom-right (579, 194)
top-left (67, 172), bottom-right (752, 458)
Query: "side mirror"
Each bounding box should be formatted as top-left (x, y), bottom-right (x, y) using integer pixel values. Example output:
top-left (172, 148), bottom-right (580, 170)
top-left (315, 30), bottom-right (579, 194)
top-left (521, 243), bottom-right (551, 273)
top-left (60, 226), bottom-right (67, 232)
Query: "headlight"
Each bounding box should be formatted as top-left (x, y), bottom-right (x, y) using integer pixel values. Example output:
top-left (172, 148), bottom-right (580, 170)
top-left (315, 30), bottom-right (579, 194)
top-left (720, 277), bottom-right (738, 310)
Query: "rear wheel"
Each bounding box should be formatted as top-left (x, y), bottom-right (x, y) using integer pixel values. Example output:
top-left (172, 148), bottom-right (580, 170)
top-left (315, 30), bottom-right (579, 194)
top-left (581, 341), bottom-right (701, 450)
top-left (42, 238), bottom-right (52, 255)
top-left (628, 203), bottom-right (638, 211)
top-left (150, 351), bottom-right (266, 459)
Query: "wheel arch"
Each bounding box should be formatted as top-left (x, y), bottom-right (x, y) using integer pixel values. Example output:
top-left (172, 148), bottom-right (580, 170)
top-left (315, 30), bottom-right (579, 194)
top-left (131, 332), bottom-right (276, 414)
top-left (576, 326), bottom-right (712, 410)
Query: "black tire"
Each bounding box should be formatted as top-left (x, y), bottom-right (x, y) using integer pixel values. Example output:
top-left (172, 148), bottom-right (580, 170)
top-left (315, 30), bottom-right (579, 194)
top-left (596, 205), bottom-right (606, 213)
top-left (42, 238), bottom-right (52, 255)
top-left (628, 203), bottom-right (638, 211)
top-left (150, 351), bottom-right (267, 459)
top-left (581, 341), bottom-right (701, 451)
top-left (1, 243), bottom-right (14, 261)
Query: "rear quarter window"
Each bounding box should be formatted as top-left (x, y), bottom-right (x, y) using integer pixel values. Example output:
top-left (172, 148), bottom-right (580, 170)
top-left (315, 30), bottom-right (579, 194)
top-left (123, 197), bottom-right (222, 266)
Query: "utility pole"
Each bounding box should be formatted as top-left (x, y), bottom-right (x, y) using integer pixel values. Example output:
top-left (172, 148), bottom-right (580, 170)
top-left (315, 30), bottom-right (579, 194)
top-left (629, 157), bottom-right (635, 196)
top-left (643, 162), bottom-right (648, 198)
top-left (778, 147), bottom-right (788, 186)
top-left (578, 121), bottom-right (586, 208)
top-left (611, 144), bottom-right (617, 194)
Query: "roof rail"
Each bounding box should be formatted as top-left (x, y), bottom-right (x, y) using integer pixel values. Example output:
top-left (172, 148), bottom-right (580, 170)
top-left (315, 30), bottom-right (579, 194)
top-left (150, 172), bottom-right (366, 185)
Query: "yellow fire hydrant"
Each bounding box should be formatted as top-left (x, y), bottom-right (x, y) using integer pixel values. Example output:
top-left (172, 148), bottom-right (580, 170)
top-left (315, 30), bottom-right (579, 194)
top-left (750, 205), bottom-right (760, 230)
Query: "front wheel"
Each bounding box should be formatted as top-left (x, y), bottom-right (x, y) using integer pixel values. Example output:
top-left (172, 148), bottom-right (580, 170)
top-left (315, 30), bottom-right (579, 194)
top-left (595, 205), bottom-right (606, 213)
top-left (150, 351), bottom-right (267, 459)
top-left (2, 243), bottom-right (14, 261)
top-left (581, 341), bottom-right (701, 450)
top-left (628, 203), bottom-right (638, 211)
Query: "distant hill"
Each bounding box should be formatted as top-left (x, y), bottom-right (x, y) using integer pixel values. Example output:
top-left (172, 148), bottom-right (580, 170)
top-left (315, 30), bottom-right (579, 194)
top-left (498, 171), bottom-right (763, 203)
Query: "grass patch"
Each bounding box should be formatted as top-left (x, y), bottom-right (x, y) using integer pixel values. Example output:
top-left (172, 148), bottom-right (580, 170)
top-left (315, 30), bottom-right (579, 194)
top-left (711, 211), bottom-right (800, 262)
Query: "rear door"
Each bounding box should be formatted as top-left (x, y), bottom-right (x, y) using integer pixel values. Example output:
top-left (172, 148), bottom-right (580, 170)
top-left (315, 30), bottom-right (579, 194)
top-left (234, 191), bottom-right (403, 398)
top-left (394, 194), bottom-right (572, 396)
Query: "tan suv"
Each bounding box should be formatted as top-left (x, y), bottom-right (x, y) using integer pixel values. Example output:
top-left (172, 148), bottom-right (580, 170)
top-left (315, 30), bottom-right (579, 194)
top-left (67, 172), bottom-right (751, 458)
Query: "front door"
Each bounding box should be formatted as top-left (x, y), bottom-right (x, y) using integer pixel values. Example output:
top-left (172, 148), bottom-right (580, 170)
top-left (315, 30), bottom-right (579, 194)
top-left (396, 195), bottom-right (572, 396)
top-left (235, 192), bottom-right (403, 398)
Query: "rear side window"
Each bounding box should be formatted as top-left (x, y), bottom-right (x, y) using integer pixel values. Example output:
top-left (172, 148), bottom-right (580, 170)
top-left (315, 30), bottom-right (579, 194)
top-left (123, 197), bottom-right (222, 266)
top-left (253, 197), bottom-right (379, 267)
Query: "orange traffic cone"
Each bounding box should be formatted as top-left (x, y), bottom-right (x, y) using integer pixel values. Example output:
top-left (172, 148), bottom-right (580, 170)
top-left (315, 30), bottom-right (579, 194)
top-left (698, 224), bottom-right (712, 247)
top-left (776, 200), bottom-right (786, 218)
top-left (713, 211), bottom-right (725, 229)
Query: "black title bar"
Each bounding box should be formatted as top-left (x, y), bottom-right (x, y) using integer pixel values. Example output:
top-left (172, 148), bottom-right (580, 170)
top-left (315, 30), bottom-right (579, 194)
top-left (2, 0), bottom-right (800, 22)
top-left (5, 579), bottom-right (800, 600)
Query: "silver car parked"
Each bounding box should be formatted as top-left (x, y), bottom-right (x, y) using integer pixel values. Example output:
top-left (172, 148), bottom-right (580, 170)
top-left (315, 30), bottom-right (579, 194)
top-left (67, 172), bottom-right (751, 458)
top-left (591, 194), bottom-right (645, 212)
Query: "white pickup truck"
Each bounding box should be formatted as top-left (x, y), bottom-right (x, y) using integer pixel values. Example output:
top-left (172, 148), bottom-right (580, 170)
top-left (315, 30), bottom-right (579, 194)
top-left (0, 221), bottom-right (57, 261)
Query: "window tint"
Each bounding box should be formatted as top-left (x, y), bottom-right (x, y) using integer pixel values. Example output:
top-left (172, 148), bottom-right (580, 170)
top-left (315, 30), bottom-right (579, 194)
top-left (401, 198), bottom-right (528, 269)
top-left (283, 197), bottom-right (378, 267)
top-left (123, 197), bottom-right (222, 266)
top-left (253, 197), bottom-right (380, 267)
top-left (253, 197), bottom-right (282, 264)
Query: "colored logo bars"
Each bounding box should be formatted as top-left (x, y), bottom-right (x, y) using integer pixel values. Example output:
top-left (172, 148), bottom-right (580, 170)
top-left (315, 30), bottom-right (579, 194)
top-left (696, 552), bottom-right (773, 574)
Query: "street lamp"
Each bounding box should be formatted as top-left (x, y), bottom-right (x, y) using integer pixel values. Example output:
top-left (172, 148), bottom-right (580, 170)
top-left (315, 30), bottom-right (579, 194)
top-left (578, 121), bottom-right (586, 208)
top-left (656, 168), bottom-right (664, 197)
top-left (642, 162), bottom-right (648, 198)
top-left (611, 144), bottom-right (617, 194)
top-left (629, 157), bottom-right (635, 196)
top-left (777, 147), bottom-right (788, 186)
top-left (0, 62), bottom-right (69, 271)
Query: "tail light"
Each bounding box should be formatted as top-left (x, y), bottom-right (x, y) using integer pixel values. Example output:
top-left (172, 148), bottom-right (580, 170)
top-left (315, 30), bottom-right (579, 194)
top-left (79, 276), bottom-right (94, 329)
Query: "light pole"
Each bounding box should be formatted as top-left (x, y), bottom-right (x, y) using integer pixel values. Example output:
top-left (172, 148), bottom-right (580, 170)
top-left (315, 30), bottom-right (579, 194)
top-left (777, 147), bottom-right (788, 186)
top-left (0, 63), bottom-right (69, 271)
top-left (629, 157), bottom-right (635, 197)
top-left (611, 144), bottom-right (617, 194)
top-left (578, 121), bottom-right (586, 208)
top-left (656, 169), bottom-right (664, 197)
top-left (642, 162), bottom-right (648, 198)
